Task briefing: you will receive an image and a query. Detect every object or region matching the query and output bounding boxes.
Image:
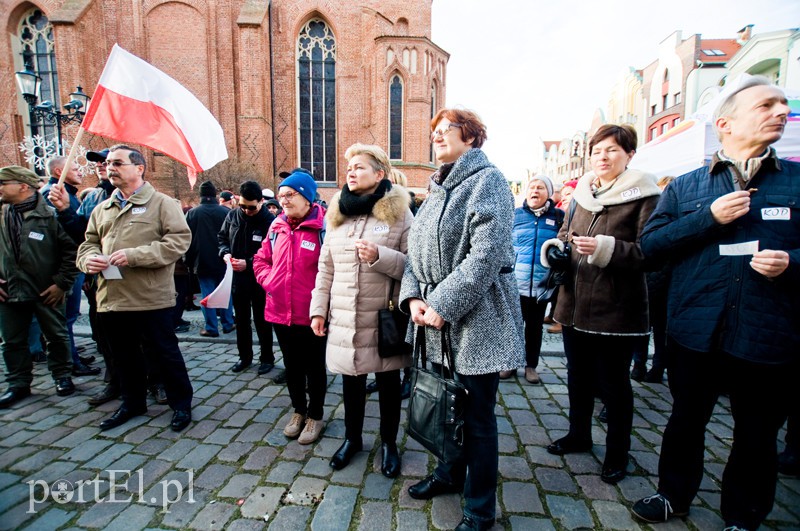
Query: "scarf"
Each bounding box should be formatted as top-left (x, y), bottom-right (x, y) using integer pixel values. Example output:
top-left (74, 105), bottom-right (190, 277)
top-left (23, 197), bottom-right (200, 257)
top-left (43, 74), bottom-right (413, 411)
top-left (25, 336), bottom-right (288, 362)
top-left (285, 203), bottom-right (319, 230)
top-left (523, 199), bottom-right (551, 217)
top-left (718, 148), bottom-right (774, 189)
top-left (431, 162), bottom-right (455, 186)
top-left (338, 179), bottom-right (391, 217)
top-left (5, 193), bottom-right (39, 262)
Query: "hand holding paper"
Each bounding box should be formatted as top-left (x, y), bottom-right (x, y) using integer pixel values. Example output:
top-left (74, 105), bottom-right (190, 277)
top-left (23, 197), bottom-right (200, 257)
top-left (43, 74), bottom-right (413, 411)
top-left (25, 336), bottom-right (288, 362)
top-left (750, 250), bottom-right (790, 278)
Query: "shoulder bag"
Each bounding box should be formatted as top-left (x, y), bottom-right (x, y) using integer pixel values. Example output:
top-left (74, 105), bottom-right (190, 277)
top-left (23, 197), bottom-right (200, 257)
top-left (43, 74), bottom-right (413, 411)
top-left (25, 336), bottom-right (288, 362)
top-left (407, 325), bottom-right (468, 465)
top-left (377, 278), bottom-right (412, 358)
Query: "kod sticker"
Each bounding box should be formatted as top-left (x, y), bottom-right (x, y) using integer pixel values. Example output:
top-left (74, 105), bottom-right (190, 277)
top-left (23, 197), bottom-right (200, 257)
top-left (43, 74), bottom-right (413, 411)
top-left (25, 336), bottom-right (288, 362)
top-left (301, 240), bottom-right (316, 251)
top-left (620, 187), bottom-right (642, 200)
top-left (252, 235), bottom-right (263, 242)
top-left (373, 225), bottom-right (390, 234)
top-left (546, 219), bottom-right (556, 226)
top-left (28, 231), bottom-right (44, 241)
top-left (131, 207), bottom-right (147, 215)
top-left (761, 207), bottom-right (790, 220)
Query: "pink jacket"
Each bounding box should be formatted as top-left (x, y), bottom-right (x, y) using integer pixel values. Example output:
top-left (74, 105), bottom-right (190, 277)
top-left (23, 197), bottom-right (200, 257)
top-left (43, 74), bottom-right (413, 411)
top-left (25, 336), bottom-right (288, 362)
top-left (253, 204), bottom-right (325, 326)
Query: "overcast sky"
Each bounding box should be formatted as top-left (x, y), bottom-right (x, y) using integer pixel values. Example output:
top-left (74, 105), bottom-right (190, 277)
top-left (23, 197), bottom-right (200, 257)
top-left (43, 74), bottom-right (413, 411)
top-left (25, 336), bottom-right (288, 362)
top-left (431, 0), bottom-right (800, 180)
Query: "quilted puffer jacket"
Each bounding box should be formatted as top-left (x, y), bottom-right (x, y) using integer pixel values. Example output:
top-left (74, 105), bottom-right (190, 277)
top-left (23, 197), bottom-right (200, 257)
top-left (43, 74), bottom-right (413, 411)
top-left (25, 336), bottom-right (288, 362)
top-left (513, 199), bottom-right (564, 301)
top-left (641, 155), bottom-right (800, 364)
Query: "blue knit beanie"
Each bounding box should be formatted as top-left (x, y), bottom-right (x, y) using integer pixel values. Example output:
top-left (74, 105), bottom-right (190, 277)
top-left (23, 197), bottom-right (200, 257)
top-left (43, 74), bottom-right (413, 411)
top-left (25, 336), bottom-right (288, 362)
top-left (280, 171), bottom-right (317, 204)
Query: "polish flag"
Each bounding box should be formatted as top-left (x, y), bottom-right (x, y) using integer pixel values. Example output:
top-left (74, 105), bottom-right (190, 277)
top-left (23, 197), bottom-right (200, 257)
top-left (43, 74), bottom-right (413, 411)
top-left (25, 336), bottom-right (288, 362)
top-left (82, 44), bottom-right (228, 186)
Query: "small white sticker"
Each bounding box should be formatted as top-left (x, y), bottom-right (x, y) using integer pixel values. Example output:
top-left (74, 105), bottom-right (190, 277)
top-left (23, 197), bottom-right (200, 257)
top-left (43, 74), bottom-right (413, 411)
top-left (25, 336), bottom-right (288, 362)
top-left (373, 224), bottom-right (390, 234)
top-left (620, 187), bottom-right (642, 200)
top-left (546, 219), bottom-right (556, 226)
top-left (761, 207), bottom-right (791, 221)
top-left (131, 207), bottom-right (146, 214)
top-left (301, 240), bottom-right (316, 251)
top-left (252, 235), bottom-right (263, 242)
top-left (28, 231), bottom-right (44, 241)
top-left (719, 241), bottom-right (759, 256)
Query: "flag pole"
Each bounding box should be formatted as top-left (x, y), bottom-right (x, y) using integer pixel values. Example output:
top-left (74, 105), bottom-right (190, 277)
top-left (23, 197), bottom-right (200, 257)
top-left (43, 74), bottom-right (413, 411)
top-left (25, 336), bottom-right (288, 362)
top-left (57, 127), bottom-right (86, 186)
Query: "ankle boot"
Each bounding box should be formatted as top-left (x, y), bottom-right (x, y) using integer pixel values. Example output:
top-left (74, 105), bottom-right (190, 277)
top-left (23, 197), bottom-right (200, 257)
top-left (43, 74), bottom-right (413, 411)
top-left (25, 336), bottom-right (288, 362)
top-left (330, 439), bottom-right (362, 470)
top-left (381, 443), bottom-right (401, 478)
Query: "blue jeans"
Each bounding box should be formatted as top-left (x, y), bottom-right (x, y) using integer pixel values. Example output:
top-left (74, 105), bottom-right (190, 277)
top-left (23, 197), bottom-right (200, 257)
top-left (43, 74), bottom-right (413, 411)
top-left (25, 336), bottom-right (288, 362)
top-left (432, 369), bottom-right (499, 525)
top-left (197, 275), bottom-right (234, 333)
top-left (66, 273), bottom-right (84, 363)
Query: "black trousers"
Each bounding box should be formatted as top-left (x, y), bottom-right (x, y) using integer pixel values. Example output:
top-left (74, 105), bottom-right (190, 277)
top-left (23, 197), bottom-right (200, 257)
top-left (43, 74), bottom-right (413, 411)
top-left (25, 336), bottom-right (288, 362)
top-left (562, 326), bottom-right (636, 468)
top-left (520, 296), bottom-right (547, 369)
top-left (657, 339), bottom-right (794, 529)
top-left (98, 308), bottom-right (193, 411)
top-left (342, 370), bottom-right (401, 444)
top-left (273, 324), bottom-right (327, 420)
top-left (85, 279), bottom-right (118, 389)
top-left (232, 286), bottom-right (273, 364)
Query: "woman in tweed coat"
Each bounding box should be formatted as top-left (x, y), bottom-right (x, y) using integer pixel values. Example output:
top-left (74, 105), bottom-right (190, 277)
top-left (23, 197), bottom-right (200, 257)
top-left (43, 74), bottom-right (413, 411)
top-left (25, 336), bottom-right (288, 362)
top-left (400, 108), bottom-right (525, 531)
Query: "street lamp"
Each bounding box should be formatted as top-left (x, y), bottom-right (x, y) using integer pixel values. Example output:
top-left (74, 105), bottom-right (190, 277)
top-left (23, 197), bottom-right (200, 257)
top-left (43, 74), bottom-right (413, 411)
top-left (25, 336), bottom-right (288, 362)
top-left (14, 65), bottom-right (91, 155)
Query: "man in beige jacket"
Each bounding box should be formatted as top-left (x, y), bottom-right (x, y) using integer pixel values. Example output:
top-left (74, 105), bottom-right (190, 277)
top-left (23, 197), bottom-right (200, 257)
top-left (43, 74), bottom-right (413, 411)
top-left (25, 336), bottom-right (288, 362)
top-left (77, 145), bottom-right (194, 432)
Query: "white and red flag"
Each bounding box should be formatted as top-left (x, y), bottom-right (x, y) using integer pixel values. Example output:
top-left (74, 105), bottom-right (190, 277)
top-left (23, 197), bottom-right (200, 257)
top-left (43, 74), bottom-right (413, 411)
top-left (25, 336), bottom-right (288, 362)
top-left (82, 44), bottom-right (228, 186)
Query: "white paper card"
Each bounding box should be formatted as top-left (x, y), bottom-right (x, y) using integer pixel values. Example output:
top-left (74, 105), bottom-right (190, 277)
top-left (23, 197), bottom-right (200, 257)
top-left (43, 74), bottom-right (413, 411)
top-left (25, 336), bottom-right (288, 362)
top-left (101, 265), bottom-right (123, 279)
top-left (719, 241), bottom-right (759, 256)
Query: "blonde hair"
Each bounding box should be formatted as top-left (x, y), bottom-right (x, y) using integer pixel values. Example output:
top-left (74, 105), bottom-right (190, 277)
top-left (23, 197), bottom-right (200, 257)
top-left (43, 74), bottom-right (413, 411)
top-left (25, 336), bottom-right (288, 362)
top-left (345, 143), bottom-right (392, 179)
top-left (388, 168), bottom-right (407, 187)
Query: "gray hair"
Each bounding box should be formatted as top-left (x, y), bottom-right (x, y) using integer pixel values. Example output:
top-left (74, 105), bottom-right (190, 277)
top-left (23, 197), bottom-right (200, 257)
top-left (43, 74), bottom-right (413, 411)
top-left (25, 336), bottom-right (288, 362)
top-left (713, 75), bottom-right (775, 126)
top-left (46, 156), bottom-right (67, 176)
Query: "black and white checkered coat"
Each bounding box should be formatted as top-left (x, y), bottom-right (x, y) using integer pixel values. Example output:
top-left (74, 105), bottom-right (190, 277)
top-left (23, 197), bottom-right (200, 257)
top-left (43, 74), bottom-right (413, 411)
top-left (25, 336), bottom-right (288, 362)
top-left (400, 148), bottom-right (525, 375)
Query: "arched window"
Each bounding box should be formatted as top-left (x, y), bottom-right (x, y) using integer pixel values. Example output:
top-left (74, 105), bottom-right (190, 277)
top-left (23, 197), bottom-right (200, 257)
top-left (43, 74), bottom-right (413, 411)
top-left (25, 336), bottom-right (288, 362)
top-left (430, 82), bottom-right (437, 162)
top-left (297, 19), bottom-right (336, 182)
top-left (17, 9), bottom-right (59, 142)
top-left (389, 76), bottom-right (403, 160)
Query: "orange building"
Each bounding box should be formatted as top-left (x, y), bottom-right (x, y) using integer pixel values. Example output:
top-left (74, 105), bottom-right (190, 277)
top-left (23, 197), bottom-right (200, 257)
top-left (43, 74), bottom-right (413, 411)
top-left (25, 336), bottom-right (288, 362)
top-left (1, 1), bottom-right (448, 200)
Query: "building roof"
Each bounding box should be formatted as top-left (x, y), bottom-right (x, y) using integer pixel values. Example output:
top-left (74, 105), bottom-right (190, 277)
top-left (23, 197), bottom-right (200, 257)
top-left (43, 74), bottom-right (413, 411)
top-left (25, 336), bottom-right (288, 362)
top-left (543, 141), bottom-right (560, 151)
top-left (698, 39), bottom-right (741, 64)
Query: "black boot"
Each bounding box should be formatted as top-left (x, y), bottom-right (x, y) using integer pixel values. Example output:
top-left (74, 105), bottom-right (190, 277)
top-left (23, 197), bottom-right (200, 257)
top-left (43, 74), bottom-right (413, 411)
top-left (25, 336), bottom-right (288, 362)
top-left (381, 443), bottom-right (401, 478)
top-left (330, 439), bottom-right (362, 470)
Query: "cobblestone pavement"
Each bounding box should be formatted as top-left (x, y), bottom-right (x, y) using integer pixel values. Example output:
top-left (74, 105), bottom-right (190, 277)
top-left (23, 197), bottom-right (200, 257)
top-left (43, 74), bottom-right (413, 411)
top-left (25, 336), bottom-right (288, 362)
top-left (0, 318), bottom-right (798, 530)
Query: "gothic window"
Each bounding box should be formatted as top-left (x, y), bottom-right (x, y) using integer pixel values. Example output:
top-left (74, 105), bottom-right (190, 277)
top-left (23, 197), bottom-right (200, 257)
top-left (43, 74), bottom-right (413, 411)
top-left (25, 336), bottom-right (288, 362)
top-left (430, 82), bottom-right (437, 162)
top-left (389, 76), bottom-right (403, 160)
top-left (17, 9), bottom-right (59, 141)
top-left (298, 19), bottom-right (336, 182)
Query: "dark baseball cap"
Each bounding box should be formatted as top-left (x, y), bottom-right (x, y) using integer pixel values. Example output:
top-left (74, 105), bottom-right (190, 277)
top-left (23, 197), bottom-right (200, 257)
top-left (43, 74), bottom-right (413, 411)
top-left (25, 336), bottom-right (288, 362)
top-left (86, 149), bottom-right (109, 162)
top-left (278, 167), bottom-right (313, 179)
top-left (220, 191), bottom-right (235, 201)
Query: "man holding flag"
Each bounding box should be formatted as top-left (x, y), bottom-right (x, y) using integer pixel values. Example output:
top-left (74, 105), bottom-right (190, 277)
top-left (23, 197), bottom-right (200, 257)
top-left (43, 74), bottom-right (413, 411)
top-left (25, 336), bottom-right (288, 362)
top-left (77, 145), bottom-right (194, 432)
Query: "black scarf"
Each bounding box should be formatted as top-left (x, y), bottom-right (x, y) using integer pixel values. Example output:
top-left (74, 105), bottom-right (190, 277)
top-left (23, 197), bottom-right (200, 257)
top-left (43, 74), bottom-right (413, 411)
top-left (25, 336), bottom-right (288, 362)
top-left (431, 162), bottom-right (455, 186)
top-left (339, 179), bottom-right (391, 217)
top-left (5, 193), bottom-right (39, 262)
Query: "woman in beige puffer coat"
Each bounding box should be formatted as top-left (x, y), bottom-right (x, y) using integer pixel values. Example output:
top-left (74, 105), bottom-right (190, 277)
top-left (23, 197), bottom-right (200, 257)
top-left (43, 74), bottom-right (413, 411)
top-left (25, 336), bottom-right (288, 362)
top-left (310, 144), bottom-right (413, 478)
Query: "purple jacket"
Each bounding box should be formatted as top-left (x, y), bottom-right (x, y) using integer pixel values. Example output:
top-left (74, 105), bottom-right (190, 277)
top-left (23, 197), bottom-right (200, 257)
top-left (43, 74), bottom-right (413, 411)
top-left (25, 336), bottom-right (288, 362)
top-left (253, 205), bottom-right (325, 326)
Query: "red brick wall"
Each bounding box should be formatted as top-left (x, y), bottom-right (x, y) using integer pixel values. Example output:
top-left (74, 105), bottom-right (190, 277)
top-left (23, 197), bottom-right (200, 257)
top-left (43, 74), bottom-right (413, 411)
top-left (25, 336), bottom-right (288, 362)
top-left (0, 0), bottom-right (447, 200)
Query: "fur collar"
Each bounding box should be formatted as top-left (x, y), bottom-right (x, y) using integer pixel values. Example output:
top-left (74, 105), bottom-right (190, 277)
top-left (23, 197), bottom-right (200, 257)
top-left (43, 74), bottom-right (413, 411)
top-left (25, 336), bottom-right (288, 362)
top-left (573, 168), bottom-right (660, 213)
top-left (327, 184), bottom-right (410, 228)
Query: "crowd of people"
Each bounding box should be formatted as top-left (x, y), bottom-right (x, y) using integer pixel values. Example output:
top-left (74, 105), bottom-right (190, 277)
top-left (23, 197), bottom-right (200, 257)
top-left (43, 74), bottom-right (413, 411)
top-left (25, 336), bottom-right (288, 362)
top-left (0, 74), bottom-right (797, 531)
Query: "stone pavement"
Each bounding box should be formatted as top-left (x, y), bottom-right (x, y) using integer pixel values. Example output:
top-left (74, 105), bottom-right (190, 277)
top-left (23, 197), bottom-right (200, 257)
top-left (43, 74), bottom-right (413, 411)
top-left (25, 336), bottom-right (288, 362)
top-left (0, 321), bottom-right (798, 530)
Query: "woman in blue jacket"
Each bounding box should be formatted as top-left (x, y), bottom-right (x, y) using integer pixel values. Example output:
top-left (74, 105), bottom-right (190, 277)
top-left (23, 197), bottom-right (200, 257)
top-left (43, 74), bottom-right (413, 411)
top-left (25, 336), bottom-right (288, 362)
top-left (507, 176), bottom-right (563, 384)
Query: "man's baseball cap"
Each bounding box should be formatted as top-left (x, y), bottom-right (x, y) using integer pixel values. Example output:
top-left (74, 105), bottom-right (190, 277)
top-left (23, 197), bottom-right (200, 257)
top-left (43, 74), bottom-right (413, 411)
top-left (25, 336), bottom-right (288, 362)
top-left (278, 167), bottom-right (313, 179)
top-left (220, 191), bottom-right (235, 201)
top-left (86, 149), bottom-right (109, 163)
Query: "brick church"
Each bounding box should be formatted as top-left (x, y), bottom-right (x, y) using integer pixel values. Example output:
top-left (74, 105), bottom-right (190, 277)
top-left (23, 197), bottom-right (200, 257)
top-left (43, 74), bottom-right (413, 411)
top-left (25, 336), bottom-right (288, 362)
top-left (0, 0), bottom-right (449, 199)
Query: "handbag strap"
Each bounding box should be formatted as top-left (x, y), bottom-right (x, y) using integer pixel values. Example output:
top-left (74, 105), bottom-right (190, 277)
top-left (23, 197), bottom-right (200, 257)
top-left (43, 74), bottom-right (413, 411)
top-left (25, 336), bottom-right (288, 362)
top-left (414, 325), bottom-right (455, 377)
top-left (387, 278), bottom-right (397, 311)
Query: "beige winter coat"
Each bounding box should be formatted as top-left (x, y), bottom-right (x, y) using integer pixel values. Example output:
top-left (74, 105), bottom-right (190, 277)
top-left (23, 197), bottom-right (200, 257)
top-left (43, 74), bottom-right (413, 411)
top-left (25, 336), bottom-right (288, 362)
top-left (310, 185), bottom-right (414, 375)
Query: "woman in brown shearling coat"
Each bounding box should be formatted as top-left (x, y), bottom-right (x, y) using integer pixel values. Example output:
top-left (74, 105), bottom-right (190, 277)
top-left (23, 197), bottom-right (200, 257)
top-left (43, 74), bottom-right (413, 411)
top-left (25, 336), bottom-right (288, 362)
top-left (310, 144), bottom-right (414, 478)
top-left (541, 124), bottom-right (660, 486)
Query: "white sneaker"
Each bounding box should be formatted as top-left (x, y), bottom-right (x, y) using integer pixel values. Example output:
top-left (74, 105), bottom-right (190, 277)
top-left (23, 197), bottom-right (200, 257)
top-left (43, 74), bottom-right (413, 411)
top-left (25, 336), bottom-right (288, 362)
top-left (283, 413), bottom-right (305, 438)
top-left (298, 418), bottom-right (324, 445)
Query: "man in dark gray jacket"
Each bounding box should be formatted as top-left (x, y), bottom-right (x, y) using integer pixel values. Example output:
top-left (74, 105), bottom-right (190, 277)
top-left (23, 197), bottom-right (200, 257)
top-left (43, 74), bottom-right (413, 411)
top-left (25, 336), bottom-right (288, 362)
top-left (0, 165), bottom-right (78, 407)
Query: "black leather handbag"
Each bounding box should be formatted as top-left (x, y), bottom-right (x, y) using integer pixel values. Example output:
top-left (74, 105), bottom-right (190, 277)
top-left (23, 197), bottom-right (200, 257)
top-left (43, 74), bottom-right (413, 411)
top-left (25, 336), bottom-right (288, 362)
top-left (377, 279), bottom-right (412, 358)
top-left (407, 326), bottom-right (468, 465)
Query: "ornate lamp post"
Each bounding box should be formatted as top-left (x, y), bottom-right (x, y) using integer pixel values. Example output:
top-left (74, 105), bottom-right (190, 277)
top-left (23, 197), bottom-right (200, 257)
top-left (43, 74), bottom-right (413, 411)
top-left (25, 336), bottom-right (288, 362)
top-left (15, 65), bottom-right (91, 155)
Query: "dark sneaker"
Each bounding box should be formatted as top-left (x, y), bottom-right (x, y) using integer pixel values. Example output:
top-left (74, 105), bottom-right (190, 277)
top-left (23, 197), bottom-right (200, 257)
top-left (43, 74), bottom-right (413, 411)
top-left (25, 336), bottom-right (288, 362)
top-left (632, 493), bottom-right (688, 523)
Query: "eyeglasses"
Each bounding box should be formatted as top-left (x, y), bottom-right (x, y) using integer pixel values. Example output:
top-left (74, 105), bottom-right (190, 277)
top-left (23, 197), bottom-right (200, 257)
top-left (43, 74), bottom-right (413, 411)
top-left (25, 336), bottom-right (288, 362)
top-left (277, 191), bottom-right (299, 202)
top-left (240, 204), bottom-right (259, 212)
top-left (95, 162), bottom-right (108, 167)
top-left (430, 123), bottom-right (462, 141)
top-left (105, 161), bottom-right (137, 168)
